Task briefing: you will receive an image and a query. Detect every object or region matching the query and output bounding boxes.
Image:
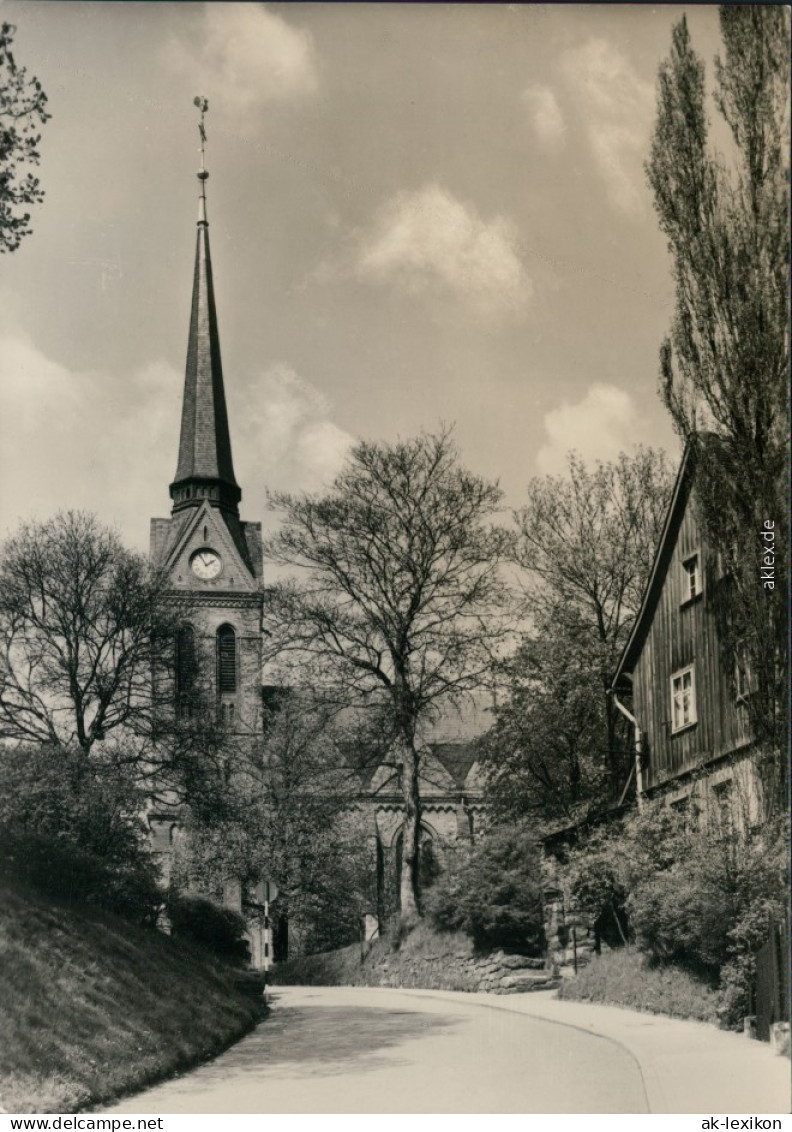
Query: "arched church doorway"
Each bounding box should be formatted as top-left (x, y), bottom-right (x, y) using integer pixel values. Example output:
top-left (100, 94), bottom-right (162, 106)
top-left (380, 822), bottom-right (443, 923)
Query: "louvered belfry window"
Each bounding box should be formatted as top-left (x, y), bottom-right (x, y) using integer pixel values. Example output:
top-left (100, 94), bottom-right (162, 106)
top-left (175, 625), bottom-right (196, 717)
top-left (217, 624), bottom-right (237, 694)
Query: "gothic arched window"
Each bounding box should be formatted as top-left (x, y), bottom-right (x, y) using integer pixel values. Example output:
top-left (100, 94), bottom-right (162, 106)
top-left (216, 624), bottom-right (237, 695)
top-left (175, 624), bottom-right (196, 718)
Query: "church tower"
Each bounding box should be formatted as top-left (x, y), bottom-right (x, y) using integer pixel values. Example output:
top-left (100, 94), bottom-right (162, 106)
top-left (150, 99), bottom-right (263, 738)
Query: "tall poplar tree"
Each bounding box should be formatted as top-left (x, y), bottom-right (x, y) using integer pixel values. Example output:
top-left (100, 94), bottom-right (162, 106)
top-left (646, 8), bottom-right (789, 800)
top-left (512, 449), bottom-right (673, 800)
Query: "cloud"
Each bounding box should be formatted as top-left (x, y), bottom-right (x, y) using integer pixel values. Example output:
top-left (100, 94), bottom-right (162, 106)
top-left (561, 39), bottom-right (654, 215)
top-left (230, 363), bottom-right (353, 500)
top-left (165, 3), bottom-right (318, 112)
top-left (0, 334), bottom-right (181, 549)
top-left (0, 336), bottom-right (351, 552)
top-left (354, 184), bottom-right (532, 322)
top-left (536, 383), bottom-right (643, 475)
top-left (522, 85), bottom-right (566, 151)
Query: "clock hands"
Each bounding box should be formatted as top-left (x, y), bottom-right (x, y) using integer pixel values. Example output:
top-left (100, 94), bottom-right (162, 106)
top-left (190, 549), bottom-right (221, 578)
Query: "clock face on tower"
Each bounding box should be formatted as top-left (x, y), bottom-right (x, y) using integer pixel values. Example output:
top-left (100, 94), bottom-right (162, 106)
top-left (190, 548), bottom-right (222, 580)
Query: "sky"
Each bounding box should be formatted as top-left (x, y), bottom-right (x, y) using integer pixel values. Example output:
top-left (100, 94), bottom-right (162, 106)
top-left (0, 2), bottom-right (726, 551)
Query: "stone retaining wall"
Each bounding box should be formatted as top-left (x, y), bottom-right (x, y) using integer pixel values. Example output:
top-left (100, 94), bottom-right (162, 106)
top-left (542, 858), bottom-right (598, 977)
top-left (360, 945), bottom-right (559, 995)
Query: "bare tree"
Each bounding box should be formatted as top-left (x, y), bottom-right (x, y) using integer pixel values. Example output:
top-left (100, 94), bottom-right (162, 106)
top-left (266, 430), bottom-right (510, 923)
top-left (646, 8), bottom-right (789, 792)
top-left (513, 448), bottom-right (673, 794)
top-left (0, 511), bottom-right (180, 757)
top-left (1, 21), bottom-right (50, 253)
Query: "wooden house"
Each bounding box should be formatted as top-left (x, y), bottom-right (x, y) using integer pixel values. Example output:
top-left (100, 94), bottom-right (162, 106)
top-left (612, 441), bottom-right (761, 827)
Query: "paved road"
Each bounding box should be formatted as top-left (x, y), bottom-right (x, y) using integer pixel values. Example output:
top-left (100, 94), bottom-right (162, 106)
top-left (106, 985), bottom-right (648, 1114)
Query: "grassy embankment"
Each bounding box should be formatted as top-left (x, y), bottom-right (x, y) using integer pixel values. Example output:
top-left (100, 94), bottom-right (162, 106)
top-left (0, 882), bottom-right (263, 1114)
top-left (557, 945), bottom-right (720, 1023)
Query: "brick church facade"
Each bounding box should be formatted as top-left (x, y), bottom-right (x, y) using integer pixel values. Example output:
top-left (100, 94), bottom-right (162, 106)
top-left (147, 126), bottom-right (266, 890)
top-left (147, 121), bottom-right (486, 948)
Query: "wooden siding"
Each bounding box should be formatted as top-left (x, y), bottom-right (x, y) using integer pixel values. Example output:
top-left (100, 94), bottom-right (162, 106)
top-left (632, 491), bottom-right (750, 791)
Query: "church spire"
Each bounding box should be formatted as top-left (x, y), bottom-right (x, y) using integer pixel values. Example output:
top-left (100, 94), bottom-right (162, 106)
top-left (170, 97), bottom-right (241, 517)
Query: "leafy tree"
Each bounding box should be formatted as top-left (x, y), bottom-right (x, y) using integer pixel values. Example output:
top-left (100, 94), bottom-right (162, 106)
top-left (647, 8), bottom-right (789, 799)
top-left (172, 692), bottom-right (376, 957)
top-left (0, 743), bottom-right (161, 923)
top-left (0, 513), bottom-right (234, 916)
top-left (0, 511), bottom-right (183, 758)
top-left (483, 603), bottom-right (609, 824)
top-left (511, 449), bottom-right (673, 797)
top-left (266, 430), bottom-right (510, 923)
top-left (425, 824), bottom-right (544, 953)
top-left (1, 21), bottom-right (50, 253)
top-left (0, 742), bottom-right (147, 861)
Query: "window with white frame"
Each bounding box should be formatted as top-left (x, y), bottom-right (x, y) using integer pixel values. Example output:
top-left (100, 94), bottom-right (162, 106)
top-left (682, 553), bottom-right (701, 602)
top-left (671, 665), bottom-right (697, 732)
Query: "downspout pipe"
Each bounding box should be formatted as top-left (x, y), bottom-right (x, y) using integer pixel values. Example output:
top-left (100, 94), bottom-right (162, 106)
top-left (612, 690), bottom-right (644, 811)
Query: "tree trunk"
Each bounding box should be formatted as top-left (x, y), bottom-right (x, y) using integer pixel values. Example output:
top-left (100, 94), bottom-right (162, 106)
top-left (398, 737), bottom-right (421, 925)
top-left (375, 831), bottom-right (387, 930)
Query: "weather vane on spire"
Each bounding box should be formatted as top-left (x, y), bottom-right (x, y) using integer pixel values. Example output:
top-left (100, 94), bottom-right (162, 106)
top-left (194, 95), bottom-right (209, 171)
top-left (193, 96), bottom-right (210, 223)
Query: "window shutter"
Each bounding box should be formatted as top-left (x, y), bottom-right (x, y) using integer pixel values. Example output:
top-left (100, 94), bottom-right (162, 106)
top-left (176, 626), bottom-right (196, 715)
top-left (217, 626), bottom-right (237, 693)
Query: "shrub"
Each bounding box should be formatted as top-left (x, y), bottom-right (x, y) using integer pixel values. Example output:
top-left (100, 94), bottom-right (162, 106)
top-left (0, 830), bottom-right (162, 924)
top-left (565, 806), bottom-right (689, 945)
top-left (567, 808), bottom-right (742, 977)
top-left (628, 821), bottom-right (788, 1014)
top-left (0, 745), bottom-right (162, 924)
top-left (628, 854), bottom-right (736, 982)
top-left (425, 825), bottom-right (544, 952)
top-left (166, 892), bottom-right (250, 964)
top-left (717, 822), bottom-right (788, 1026)
top-left (558, 945), bottom-right (720, 1023)
top-left (563, 803), bottom-right (789, 1027)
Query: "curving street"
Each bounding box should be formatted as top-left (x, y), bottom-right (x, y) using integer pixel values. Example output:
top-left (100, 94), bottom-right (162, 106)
top-left (105, 985), bottom-right (648, 1114)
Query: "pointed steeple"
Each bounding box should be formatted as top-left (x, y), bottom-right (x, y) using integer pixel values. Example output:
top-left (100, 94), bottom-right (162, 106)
top-left (170, 98), bottom-right (241, 517)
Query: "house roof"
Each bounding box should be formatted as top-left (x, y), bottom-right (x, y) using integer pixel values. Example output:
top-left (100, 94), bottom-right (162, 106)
top-left (612, 439), bottom-right (697, 690)
top-left (541, 799), bottom-right (631, 857)
top-left (419, 697), bottom-right (493, 743)
top-left (428, 740), bottom-right (480, 789)
top-left (335, 698), bottom-right (492, 793)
